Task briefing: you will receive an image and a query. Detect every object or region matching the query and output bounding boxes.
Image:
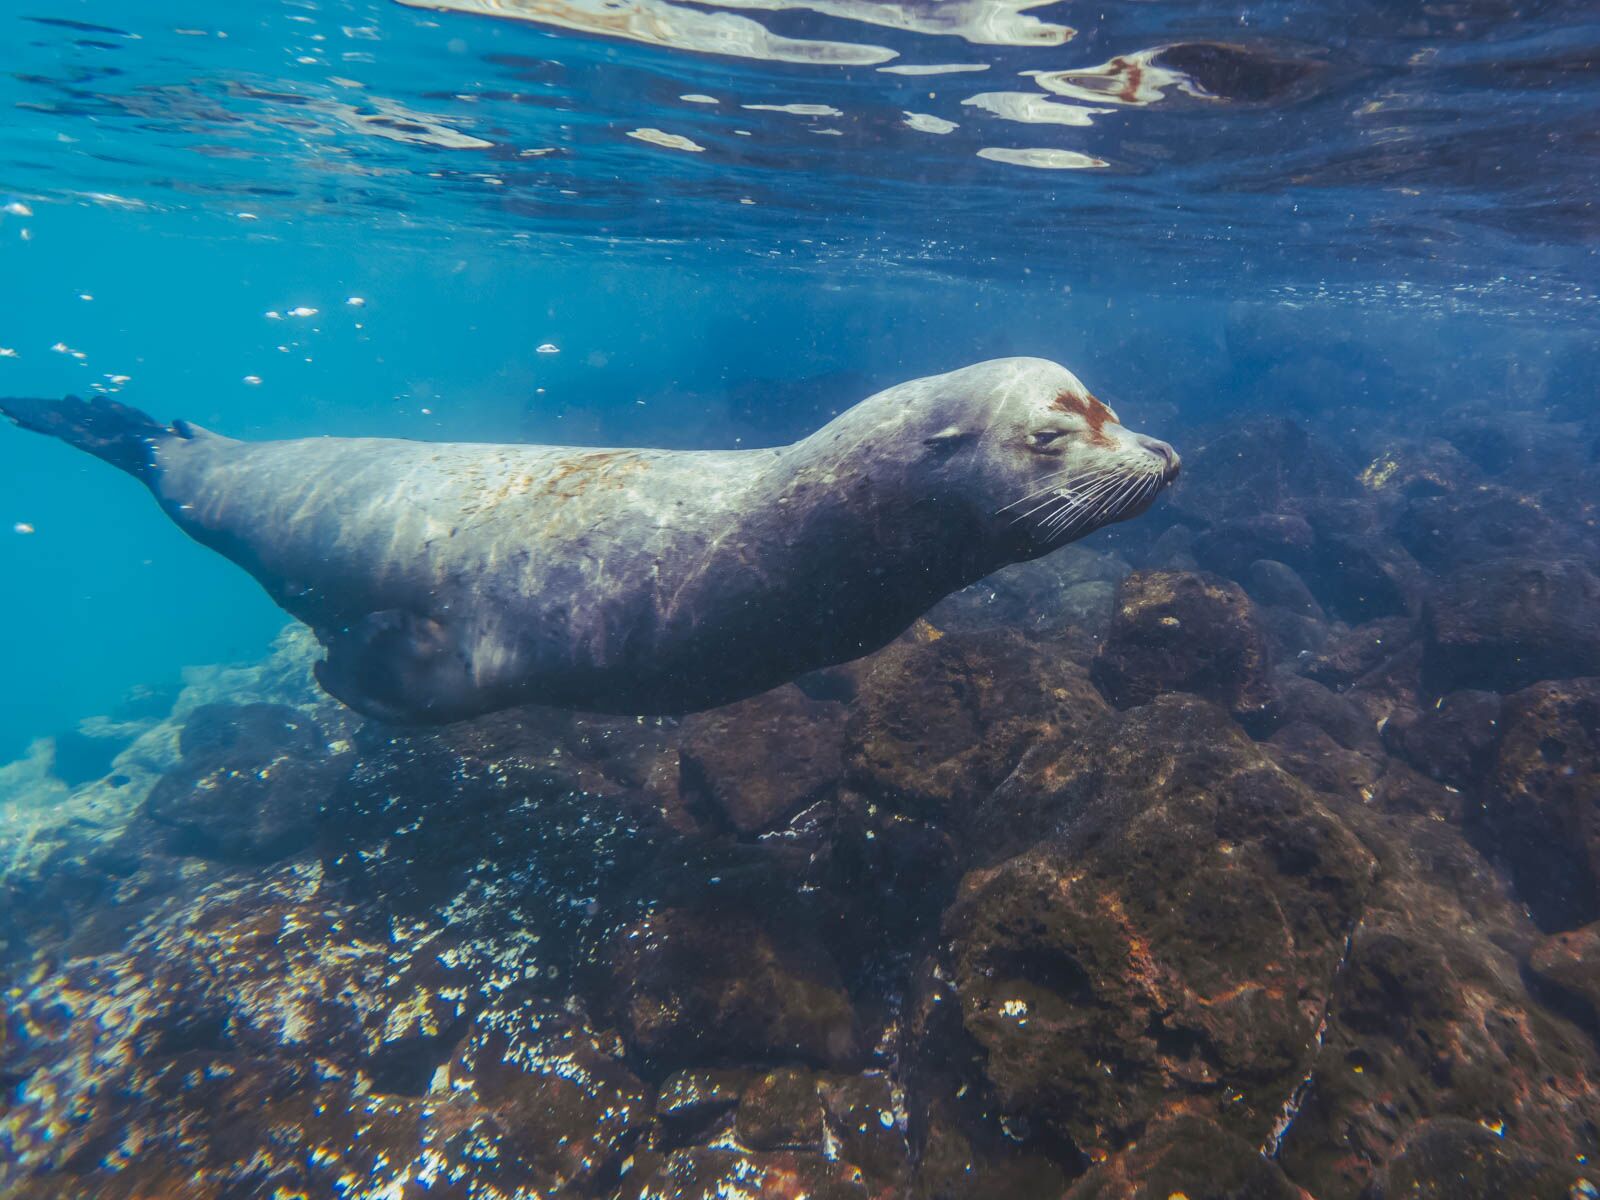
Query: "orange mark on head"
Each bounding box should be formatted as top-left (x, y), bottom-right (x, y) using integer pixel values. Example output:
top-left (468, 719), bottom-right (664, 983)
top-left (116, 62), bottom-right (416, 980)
top-left (1051, 389), bottom-right (1119, 445)
top-left (1119, 59), bottom-right (1144, 105)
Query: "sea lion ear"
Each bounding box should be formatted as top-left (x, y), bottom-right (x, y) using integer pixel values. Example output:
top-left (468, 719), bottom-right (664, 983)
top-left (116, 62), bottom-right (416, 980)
top-left (923, 425), bottom-right (971, 454)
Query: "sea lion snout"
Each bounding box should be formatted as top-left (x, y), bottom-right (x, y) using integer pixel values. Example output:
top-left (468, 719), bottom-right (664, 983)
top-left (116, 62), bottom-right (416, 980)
top-left (1135, 434), bottom-right (1181, 482)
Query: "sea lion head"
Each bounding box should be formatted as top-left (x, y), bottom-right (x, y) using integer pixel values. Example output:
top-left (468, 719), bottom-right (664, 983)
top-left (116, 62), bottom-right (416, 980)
top-left (918, 357), bottom-right (1181, 561)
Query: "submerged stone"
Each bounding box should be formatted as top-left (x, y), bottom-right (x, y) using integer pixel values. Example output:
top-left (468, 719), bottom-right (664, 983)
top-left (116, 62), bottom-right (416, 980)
top-left (1422, 558), bottom-right (1600, 695)
top-left (1092, 570), bottom-right (1278, 725)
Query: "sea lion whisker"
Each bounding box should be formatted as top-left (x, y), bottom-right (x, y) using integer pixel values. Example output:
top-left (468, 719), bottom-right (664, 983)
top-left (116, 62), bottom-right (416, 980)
top-left (1040, 476), bottom-right (1125, 537)
top-left (1036, 474), bottom-right (1123, 534)
top-left (1008, 476), bottom-right (1109, 526)
top-left (994, 465), bottom-right (1104, 515)
top-left (1045, 471), bottom-right (1125, 522)
top-left (1016, 484), bottom-right (1104, 533)
top-left (1083, 474), bottom-right (1141, 527)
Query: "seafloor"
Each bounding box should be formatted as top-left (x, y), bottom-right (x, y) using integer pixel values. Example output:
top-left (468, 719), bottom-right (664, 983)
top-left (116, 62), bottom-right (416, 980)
top-left (3, 370), bottom-right (1600, 1199)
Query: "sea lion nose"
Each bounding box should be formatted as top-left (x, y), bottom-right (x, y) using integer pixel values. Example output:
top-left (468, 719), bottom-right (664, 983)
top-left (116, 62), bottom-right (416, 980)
top-left (1136, 435), bottom-right (1181, 482)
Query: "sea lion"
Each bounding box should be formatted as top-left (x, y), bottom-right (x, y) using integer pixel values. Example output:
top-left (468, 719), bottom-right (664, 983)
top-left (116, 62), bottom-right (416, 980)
top-left (2, 357), bottom-right (1179, 723)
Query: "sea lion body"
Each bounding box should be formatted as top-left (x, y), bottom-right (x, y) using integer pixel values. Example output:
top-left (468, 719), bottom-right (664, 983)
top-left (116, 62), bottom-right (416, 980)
top-left (4, 357), bottom-right (1179, 722)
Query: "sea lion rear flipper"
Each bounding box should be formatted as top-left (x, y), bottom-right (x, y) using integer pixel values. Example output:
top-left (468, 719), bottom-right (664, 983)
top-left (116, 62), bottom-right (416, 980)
top-left (315, 611), bottom-right (478, 725)
top-left (0, 393), bottom-right (184, 481)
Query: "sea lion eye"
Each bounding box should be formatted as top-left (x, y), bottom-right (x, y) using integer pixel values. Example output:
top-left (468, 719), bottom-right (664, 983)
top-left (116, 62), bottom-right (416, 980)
top-left (1028, 429), bottom-right (1068, 449)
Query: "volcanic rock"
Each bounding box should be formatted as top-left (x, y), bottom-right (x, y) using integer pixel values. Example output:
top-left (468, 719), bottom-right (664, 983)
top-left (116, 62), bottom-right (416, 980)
top-left (144, 702), bottom-right (344, 862)
top-left (1422, 558), bottom-right (1600, 695)
top-left (1092, 570), bottom-right (1278, 726)
top-left (845, 627), bottom-right (1107, 820)
top-left (678, 685), bottom-right (845, 834)
top-left (605, 905), bottom-right (857, 1069)
top-left (1383, 689), bottom-right (1503, 789)
top-left (1527, 922), bottom-right (1600, 1023)
top-left (1375, 1117), bottom-right (1591, 1200)
top-left (943, 695), bottom-right (1373, 1156)
top-left (1301, 617), bottom-right (1416, 690)
top-left (1483, 677), bottom-right (1600, 930)
top-left (1064, 1115), bottom-right (1307, 1199)
top-left (737, 1067), bottom-right (826, 1151)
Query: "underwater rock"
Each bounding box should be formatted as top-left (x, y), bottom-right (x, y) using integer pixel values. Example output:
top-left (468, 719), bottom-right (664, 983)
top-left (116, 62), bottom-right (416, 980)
top-left (1274, 676), bottom-right (1387, 756)
top-left (1092, 570), bottom-right (1278, 726)
top-left (605, 904), bottom-right (858, 1069)
top-left (1395, 484), bottom-right (1564, 569)
top-left (737, 1066), bottom-right (827, 1151)
top-left (440, 989), bottom-right (651, 1193)
top-left (1259, 678), bottom-right (1389, 799)
top-left (943, 695), bottom-right (1373, 1157)
top-left (845, 626), bottom-right (1107, 820)
top-left (144, 702), bottom-right (344, 862)
top-left (1527, 922), bottom-right (1600, 1023)
top-left (322, 707), bottom-right (663, 943)
top-left (1164, 417), bottom-right (1359, 528)
top-left (2, 857), bottom-right (660, 1199)
top-left (1301, 617), bottom-right (1416, 690)
top-left (1063, 1114), bottom-right (1307, 1199)
top-left (1273, 807), bottom-right (1600, 1199)
top-left (1299, 528), bottom-right (1425, 624)
top-left (1191, 513), bottom-right (1315, 579)
top-left (1144, 522), bottom-right (1199, 571)
top-left (1264, 722), bottom-right (1385, 803)
top-left (817, 1072), bottom-right (908, 1190)
top-left (1256, 606), bottom-right (1334, 663)
top-left (1382, 688), bottom-right (1503, 789)
top-left (1374, 1117), bottom-right (1592, 1200)
top-left (617, 1147), bottom-right (870, 1200)
top-left (655, 1067), bottom-right (750, 1146)
top-left (1355, 437), bottom-right (1482, 502)
top-left (932, 546), bottom-right (1131, 639)
top-left (1422, 558), bottom-right (1600, 695)
top-left (678, 684), bottom-right (845, 834)
top-left (1243, 558), bottom-right (1325, 618)
top-left (1, 624), bottom-right (332, 894)
top-left (1484, 677), bottom-right (1600, 930)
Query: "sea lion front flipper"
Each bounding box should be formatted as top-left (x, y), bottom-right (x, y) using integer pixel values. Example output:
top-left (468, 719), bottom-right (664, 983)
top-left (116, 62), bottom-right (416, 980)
top-left (314, 611), bottom-right (477, 725)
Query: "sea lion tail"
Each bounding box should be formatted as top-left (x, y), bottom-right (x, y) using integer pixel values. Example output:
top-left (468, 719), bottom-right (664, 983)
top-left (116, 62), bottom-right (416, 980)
top-left (0, 394), bottom-right (183, 482)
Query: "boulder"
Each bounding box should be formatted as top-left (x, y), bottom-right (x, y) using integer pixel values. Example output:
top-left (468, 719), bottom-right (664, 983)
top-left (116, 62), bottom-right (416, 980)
top-left (1064, 1115), bottom-right (1308, 1200)
top-left (845, 627), bottom-right (1107, 820)
top-left (1243, 559), bottom-right (1324, 618)
top-left (1382, 689), bottom-right (1503, 789)
top-left (1395, 485), bottom-right (1565, 569)
top-left (1527, 922), bottom-right (1600, 1022)
top-left (943, 696), bottom-right (1373, 1156)
top-left (1092, 571), bottom-right (1278, 726)
top-left (1301, 617), bottom-right (1416, 690)
top-left (1422, 558), bottom-right (1600, 695)
top-left (737, 1067), bottom-right (826, 1151)
top-left (144, 703), bottom-right (345, 862)
top-left (678, 685), bottom-right (845, 834)
top-left (1164, 417), bottom-right (1358, 527)
top-left (617, 1147), bottom-right (869, 1200)
top-left (606, 905), bottom-right (857, 1069)
top-left (931, 546), bottom-right (1131, 638)
top-left (1355, 437), bottom-right (1481, 501)
top-left (1375, 1118), bottom-right (1592, 1200)
top-left (1191, 513), bottom-right (1315, 578)
top-left (1274, 808), bottom-right (1600, 1199)
top-left (1484, 678), bottom-right (1600, 930)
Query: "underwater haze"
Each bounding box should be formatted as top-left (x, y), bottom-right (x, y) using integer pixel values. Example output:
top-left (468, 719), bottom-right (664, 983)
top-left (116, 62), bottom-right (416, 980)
top-left (3, 0), bottom-right (1600, 1197)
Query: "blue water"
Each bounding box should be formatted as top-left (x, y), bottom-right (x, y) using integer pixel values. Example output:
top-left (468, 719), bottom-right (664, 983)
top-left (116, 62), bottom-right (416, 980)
top-left (0, 0), bottom-right (1595, 751)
